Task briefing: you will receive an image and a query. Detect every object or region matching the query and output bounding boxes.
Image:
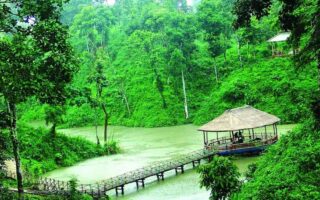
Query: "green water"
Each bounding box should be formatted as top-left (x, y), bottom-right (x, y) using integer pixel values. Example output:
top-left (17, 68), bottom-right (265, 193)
top-left (44, 124), bottom-right (295, 199)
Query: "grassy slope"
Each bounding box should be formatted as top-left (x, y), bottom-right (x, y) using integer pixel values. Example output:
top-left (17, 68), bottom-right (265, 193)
top-left (194, 57), bottom-right (317, 125)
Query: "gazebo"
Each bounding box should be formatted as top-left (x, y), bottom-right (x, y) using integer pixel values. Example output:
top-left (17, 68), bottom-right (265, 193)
top-left (198, 105), bottom-right (280, 155)
top-left (267, 32), bottom-right (296, 57)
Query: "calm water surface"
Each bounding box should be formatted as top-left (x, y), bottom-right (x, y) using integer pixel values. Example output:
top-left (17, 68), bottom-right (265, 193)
top-left (43, 124), bottom-right (295, 200)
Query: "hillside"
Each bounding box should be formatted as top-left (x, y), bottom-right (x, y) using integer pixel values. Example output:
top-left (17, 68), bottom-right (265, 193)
top-left (18, 0), bottom-right (317, 129)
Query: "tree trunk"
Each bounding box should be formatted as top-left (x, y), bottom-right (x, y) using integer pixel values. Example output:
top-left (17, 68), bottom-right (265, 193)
top-left (51, 123), bottom-right (56, 139)
top-left (7, 101), bottom-right (23, 198)
top-left (181, 70), bottom-right (189, 119)
top-left (86, 35), bottom-right (90, 53)
top-left (123, 92), bottom-right (131, 117)
top-left (94, 109), bottom-right (100, 146)
top-left (318, 58), bottom-right (320, 89)
top-left (237, 41), bottom-right (243, 66)
top-left (101, 104), bottom-right (108, 143)
top-left (247, 42), bottom-right (250, 58)
top-left (119, 83), bottom-right (131, 116)
top-left (50, 123), bottom-right (57, 150)
top-left (213, 60), bottom-right (218, 83)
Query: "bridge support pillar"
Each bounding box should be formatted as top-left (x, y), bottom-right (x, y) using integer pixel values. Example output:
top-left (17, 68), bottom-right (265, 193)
top-left (115, 185), bottom-right (124, 196)
top-left (175, 165), bottom-right (184, 174)
top-left (136, 179), bottom-right (145, 189)
top-left (156, 172), bottom-right (164, 181)
top-left (192, 160), bottom-right (201, 168)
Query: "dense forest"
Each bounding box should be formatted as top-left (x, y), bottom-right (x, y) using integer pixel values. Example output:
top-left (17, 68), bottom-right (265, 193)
top-left (1, 0), bottom-right (319, 199)
top-left (19, 0), bottom-right (317, 128)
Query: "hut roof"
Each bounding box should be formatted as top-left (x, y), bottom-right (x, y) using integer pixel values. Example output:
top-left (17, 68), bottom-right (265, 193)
top-left (267, 32), bottom-right (291, 42)
top-left (198, 105), bottom-right (280, 132)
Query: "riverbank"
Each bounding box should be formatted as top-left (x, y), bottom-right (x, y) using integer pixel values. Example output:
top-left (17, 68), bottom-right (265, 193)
top-left (1, 124), bottom-right (120, 189)
top-left (44, 124), bottom-right (295, 199)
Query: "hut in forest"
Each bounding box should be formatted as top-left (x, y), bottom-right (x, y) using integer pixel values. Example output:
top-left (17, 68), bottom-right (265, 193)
top-left (198, 105), bottom-right (280, 155)
top-left (267, 32), bottom-right (298, 57)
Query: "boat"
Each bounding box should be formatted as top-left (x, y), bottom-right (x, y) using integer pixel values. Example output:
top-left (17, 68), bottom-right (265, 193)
top-left (198, 105), bottom-right (280, 156)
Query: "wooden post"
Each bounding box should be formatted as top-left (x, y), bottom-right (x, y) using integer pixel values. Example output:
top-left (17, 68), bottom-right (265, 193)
top-left (252, 129), bottom-right (255, 139)
top-left (156, 172), bottom-right (164, 181)
top-left (116, 185), bottom-right (125, 196)
top-left (203, 131), bottom-right (206, 146)
top-left (206, 132), bottom-right (209, 145)
top-left (273, 124), bottom-right (275, 136)
top-left (264, 126), bottom-right (267, 139)
top-left (216, 132), bottom-right (219, 143)
top-left (156, 174), bottom-right (160, 181)
top-left (97, 184), bottom-right (101, 198)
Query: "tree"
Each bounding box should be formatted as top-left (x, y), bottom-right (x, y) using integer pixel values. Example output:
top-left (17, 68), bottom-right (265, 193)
top-left (233, 0), bottom-right (320, 86)
top-left (44, 105), bottom-right (65, 139)
top-left (198, 156), bottom-right (241, 200)
top-left (197, 0), bottom-right (233, 82)
top-left (70, 5), bottom-right (114, 53)
top-left (169, 48), bottom-right (189, 118)
top-left (88, 47), bottom-right (110, 143)
top-left (61, 0), bottom-right (92, 25)
top-left (0, 0), bottom-right (76, 196)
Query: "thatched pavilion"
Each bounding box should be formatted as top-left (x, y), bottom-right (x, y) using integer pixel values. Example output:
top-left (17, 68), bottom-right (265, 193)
top-left (198, 105), bottom-right (280, 155)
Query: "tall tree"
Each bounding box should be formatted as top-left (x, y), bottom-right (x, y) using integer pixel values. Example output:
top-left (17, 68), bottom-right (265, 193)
top-left (0, 0), bottom-right (76, 196)
top-left (88, 48), bottom-right (110, 142)
top-left (233, 0), bottom-right (320, 121)
top-left (197, 0), bottom-right (233, 82)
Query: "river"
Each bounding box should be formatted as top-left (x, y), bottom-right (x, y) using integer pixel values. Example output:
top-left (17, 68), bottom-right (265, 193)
top-left (44, 124), bottom-right (295, 200)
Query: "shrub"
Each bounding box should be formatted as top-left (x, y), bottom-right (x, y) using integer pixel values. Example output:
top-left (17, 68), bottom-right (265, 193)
top-left (198, 156), bottom-right (241, 200)
top-left (234, 119), bottom-right (320, 199)
top-left (15, 125), bottom-right (110, 177)
top-left (104, 140), bottom-right (120, 155)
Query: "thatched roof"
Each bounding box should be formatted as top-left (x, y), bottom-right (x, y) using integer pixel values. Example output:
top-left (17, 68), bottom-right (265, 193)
top-left (267, 32), bottom-right (291, 42)
top-left (198, 105), bottom-right (280, 132)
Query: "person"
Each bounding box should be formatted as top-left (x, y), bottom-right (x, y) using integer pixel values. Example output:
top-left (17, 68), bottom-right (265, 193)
top-left (233, 132), bottom-right (239, 144)
top-left (238, 132), bottom-right (244, 143)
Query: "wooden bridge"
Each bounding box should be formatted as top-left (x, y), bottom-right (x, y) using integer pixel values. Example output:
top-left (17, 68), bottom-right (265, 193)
top-left (33, 148), bottom-right (216, 198)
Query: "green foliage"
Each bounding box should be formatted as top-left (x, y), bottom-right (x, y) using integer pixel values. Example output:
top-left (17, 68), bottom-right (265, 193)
top-left (15, 0), bottom-right (318, 131)
top-left (234, 120), bottom-right (320, 199)
top-left (244, 163), bottom-right (257, 182)
top-left (14, 125), bottom-right (105, 176)
top-left (104, 140), bottom-right (121, 155)
top-left (0, 187), bottom-right (15, 200)
top-left (45, 105), bottom-right (65, 127)
top-left (68, 178), bottom-right (81, 200)
top-left (233, 0), bottom-right (320, 76)
top-left (198, 156), bottom-right (241, 200)
top-left (194, 58), bottom-right (317, 125)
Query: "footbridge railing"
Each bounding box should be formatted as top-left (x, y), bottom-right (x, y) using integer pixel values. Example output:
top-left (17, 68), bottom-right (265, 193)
top-left (8, 148), bottom-right (216, 198)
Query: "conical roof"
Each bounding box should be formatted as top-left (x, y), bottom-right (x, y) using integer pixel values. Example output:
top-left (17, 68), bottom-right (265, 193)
top-left (198, 105), bottom-right (280, 132)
